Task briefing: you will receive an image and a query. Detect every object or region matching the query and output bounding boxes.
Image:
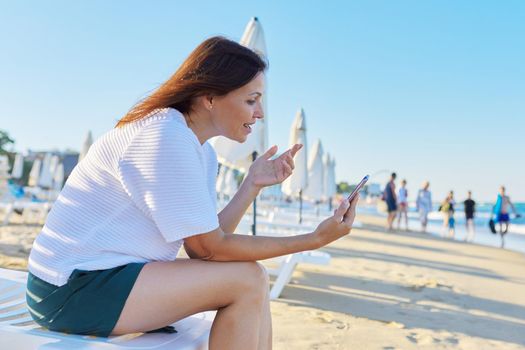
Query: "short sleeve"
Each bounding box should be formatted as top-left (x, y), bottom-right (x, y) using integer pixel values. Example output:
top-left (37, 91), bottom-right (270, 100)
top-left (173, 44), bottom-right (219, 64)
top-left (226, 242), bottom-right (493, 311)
top-left (204, 143), bottom-right (219, 212)
top-left (118, 118), bottom-right (219, 242)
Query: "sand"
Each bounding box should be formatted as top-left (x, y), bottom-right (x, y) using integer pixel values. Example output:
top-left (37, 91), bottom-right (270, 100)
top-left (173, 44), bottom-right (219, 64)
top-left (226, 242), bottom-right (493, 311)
top-left (269, 215), bottom-right (525, 349)
top-left (1, 212), bottom-right (524, 349)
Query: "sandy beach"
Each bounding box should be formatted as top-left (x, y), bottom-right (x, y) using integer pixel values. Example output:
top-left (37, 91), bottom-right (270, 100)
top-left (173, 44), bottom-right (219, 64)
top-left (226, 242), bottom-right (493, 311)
top-left (1, 213), bottom-right (524, 349)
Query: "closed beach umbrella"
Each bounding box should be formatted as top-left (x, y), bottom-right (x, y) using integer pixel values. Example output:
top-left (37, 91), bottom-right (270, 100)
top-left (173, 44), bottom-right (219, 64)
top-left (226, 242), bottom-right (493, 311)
top-left (38, 153), bottom-right (55, 189)
top-left (304, 139), bottom-right (324, 201)
top-left (28, 158), bottom-right (42, 187)
top-left (211, 17), bottom-right (268, 172)
top-left (53, 162), bottom-right (65, 191)
top-left (282, 108), bottom-right (308, 222)
top-left (79, 131), bottom-right (93, 162)
top-left (10, 153), bottom-right (24, 179)
top-left (323, 153), bottom-right (336, 210)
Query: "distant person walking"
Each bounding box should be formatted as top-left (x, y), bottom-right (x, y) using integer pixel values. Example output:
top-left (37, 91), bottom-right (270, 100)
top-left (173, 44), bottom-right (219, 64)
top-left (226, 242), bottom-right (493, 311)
top-left (463, 191), bottom-right (476, 242)
top-left (383, 173), bottom-right (397, 231)
top-left (440, 191), bottom-right (455, 238)
top-left (416, 181), bottom-right (432, 232)
top-left (493, 186), bottom-right (520, 248)
top-left (397, 179), bottom-right (409, 231)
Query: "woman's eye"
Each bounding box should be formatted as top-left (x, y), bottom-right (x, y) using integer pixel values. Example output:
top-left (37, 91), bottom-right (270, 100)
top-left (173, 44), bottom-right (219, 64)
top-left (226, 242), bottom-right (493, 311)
top-left (247, 100), bottom-right (256, 105)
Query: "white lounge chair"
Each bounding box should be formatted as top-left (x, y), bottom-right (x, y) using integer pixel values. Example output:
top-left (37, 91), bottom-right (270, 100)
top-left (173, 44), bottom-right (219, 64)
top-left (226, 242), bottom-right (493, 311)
top-left (0, 268), bottom-right (215, 350)
top-left (265, 250), bottom-right (330, 300)
top-left (240, 216), bottom-right (331, 300)
top-left (1, 201), bottom-right (51, 226)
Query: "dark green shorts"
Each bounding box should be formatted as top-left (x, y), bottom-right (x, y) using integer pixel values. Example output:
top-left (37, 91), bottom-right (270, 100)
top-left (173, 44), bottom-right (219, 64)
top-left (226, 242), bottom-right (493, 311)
top-left (26, 262), bottom-right (146, 337)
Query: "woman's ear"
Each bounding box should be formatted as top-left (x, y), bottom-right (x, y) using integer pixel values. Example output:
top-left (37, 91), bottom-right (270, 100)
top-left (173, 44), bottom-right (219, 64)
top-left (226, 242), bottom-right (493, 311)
top-left (194, 95), bottom-right (214, 111)
top-left (205, 94), bottom-right (214, 110)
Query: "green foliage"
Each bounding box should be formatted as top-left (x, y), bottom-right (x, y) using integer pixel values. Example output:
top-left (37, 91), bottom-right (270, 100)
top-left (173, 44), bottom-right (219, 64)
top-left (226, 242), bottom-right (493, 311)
top-left (337, 181), bottom-right (350, 194)
top-left (0, 130), bottom-right (15, 155)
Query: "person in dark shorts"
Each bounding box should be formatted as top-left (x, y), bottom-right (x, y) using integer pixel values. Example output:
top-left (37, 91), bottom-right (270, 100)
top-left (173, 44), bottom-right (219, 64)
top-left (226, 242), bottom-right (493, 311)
top-left (464, 191), bottom-right (476, 242)
top-left (492, 186), bottom-right (520, 248)
top-left (383, 173), bottom-right (397, 231)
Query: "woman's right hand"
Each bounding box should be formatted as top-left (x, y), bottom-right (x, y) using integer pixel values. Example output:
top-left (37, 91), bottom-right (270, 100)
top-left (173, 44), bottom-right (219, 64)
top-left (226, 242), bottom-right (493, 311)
top-left (312, 195), bottom-right (359, 249)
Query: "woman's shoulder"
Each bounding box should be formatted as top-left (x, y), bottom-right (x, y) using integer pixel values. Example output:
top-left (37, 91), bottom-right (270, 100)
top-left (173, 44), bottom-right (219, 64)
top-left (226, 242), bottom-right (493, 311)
top-left (136, 108), bottom-right (198, 143)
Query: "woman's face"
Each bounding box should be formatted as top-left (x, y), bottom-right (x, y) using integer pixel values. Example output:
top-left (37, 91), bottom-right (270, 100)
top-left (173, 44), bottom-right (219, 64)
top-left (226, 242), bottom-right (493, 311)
top-left (211, 72), bottom-right (265, 143)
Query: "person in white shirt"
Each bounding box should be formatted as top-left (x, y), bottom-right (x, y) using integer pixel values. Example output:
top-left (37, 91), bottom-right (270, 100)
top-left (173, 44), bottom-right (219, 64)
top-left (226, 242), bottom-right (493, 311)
top-left (396, 179), bottom-right (409, 230)
top-left (26, 37), bottom-right (359, 349)
top-left (416, 181), bottom-right (433, 232)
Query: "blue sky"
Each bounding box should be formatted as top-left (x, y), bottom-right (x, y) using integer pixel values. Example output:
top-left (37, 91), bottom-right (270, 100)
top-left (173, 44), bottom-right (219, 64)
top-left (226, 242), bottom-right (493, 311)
top-left (1, 1), bottom-right (524, 202)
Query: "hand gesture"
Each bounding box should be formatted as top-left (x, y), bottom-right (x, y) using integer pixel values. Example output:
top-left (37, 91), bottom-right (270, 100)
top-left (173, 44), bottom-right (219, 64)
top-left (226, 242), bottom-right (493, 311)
top-left (247, 144), bottom-right (303, 188)
top-left (313, 195), bottom-right (359, 248)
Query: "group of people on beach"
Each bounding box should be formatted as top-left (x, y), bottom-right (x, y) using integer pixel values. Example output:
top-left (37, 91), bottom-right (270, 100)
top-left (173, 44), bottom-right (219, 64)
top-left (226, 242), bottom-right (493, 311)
top-left (382, 172), bottom-right (420, 232)
top-left (382, 173), bottom-right (520, 248)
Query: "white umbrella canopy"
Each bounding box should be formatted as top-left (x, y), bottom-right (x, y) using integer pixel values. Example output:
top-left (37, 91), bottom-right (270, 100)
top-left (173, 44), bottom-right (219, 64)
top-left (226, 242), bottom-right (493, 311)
top-left (28, 158), bottom-right (42, 187)
top-left (10, 153), bottom-right (24, 179)
top-left (281, 108), bottom-right (308, 196)
top-left (38, 153), bottom-right (57, 189)
top-left (211, 17), bottom-right (269, 172)
top-left (53, 162), bottom-right (65, 191)
top-left (304, 139), bottom-right (324, 201)
top-left (79, 131), bottom-right (93, 162)
top-left (323, 153), bottom-right (337, 200)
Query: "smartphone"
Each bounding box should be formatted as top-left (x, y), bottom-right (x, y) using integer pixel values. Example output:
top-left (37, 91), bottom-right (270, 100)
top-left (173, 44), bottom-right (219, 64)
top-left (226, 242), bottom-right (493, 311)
top-left (347, 175), bottom-right (369, 202)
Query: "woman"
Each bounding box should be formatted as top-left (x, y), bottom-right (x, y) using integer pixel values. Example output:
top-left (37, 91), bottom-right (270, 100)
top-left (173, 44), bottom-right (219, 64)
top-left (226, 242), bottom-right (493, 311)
top-left (416, 181), bottom-right (432, 232)
top-left (439, 191), bottom-right (455, 238)
top-left (26, 37), bottom-right (359, 349)
top-left (396, 179), bottom-right (408, 231)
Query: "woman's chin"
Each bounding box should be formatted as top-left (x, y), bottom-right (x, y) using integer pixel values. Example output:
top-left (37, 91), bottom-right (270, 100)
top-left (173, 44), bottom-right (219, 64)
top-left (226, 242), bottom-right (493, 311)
top-left (230, 134), bottom-right (247, 143)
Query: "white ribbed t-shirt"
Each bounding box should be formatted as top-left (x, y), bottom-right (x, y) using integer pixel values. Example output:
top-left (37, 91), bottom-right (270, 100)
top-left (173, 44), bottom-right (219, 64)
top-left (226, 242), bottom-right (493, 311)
top-left (28, 108), bottom-right (220, 286)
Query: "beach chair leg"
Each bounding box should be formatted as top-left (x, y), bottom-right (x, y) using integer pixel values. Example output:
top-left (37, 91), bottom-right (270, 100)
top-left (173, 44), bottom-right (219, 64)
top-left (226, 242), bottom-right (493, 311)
top-left (269, 254), bottom-right (300, 300)
top-left (2, 203), bottom-right (13, 225)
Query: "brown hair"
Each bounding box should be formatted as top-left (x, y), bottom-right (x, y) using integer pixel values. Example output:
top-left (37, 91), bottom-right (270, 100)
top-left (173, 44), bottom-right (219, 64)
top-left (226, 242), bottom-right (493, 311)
top-left (116, 36), bottom-right (267, 127)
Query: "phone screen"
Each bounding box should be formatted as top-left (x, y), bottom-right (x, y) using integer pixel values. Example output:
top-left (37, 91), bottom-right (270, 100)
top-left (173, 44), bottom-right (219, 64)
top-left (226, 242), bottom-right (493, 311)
top-left (347, 175), bottom-right (369, 202)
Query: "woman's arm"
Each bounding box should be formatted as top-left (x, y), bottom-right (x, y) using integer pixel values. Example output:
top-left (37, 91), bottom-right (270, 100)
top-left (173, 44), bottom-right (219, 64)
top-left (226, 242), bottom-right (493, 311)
top-left (185, 196), bottom-right (357, 262)
top-left (217, 174), bottom-right (260, 234)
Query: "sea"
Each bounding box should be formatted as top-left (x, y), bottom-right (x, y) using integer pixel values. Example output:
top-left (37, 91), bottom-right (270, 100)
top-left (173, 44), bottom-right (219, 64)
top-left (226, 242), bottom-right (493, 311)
top-left (359, 202), bottom-right (525, 254)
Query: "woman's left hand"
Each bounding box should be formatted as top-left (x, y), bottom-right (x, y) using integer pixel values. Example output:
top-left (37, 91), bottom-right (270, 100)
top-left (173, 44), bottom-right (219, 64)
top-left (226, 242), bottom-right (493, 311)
top-left (247, 144), bottom-right (303, 189)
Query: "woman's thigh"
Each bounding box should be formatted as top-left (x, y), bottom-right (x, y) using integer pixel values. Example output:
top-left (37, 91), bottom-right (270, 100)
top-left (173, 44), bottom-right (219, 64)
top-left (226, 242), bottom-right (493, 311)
top-left (112, 259), bottom-right (268, 335)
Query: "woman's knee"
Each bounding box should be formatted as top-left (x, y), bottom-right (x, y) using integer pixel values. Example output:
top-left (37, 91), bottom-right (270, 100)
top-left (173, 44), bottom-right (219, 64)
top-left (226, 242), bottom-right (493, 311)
top-left (234, 262), bottom-right (269, 302)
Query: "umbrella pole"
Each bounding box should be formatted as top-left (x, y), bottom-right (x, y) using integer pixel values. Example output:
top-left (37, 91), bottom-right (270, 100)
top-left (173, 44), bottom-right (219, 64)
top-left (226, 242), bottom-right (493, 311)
top-left (251, 151), bottom-right (258, 236)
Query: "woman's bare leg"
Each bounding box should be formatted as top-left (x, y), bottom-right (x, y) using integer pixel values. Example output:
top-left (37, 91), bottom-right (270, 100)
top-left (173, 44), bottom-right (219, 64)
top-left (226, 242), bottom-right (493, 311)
top-left (257, 277), bottom-right (273, 350)
top-left (111, 259), bottom-right (270, 350)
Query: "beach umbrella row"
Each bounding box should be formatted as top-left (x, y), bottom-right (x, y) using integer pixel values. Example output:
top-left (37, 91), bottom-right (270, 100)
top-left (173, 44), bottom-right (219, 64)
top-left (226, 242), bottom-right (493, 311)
top-left (280, 107), bottom-right (338, 221)
top-left (27, 154), bottom-right (64, 190)
top-left (211, 18), bottom-right (337, 227)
